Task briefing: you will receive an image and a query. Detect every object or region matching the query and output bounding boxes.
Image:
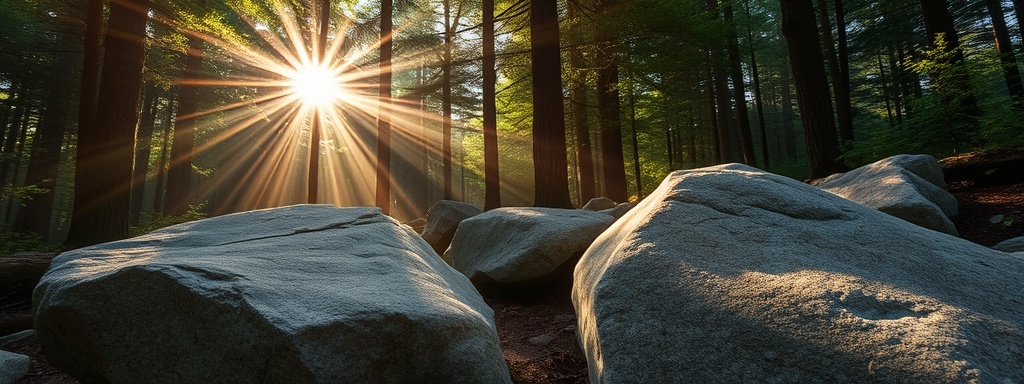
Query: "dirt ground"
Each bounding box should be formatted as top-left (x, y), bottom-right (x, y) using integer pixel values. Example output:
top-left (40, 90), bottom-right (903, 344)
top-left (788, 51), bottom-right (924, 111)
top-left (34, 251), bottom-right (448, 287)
top-left (3, 178), bottom-right (1021, 384)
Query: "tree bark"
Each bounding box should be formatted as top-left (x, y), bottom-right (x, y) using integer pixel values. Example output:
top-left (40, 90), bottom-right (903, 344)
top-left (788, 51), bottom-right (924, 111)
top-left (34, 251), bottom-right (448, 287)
top-left (595, 0), bottom-right (628, 203)
top-left (745, 0), bottom-right (770, 170)
top-left (817, 0), bottom-right (854, 142)
top-left (778, 33), bottom-right (798, 162)
top-left (568, 3), bottom-right (595, 204)
top-left (530, 0), bottom-right (573, 208)
top-left (878, 54), bottom-right (896, 128)
top-left (780, 0), bottom-right (846, 179)
top-left (165, 35), bottom-right (203, 216)
top-left (376, 0), bottom-right (393, 215)
top-left (629, 82), bottom-right (643, 197)
top-left (833, 0), bottom-right (854, 141)
top-left (482, 0), bottom-right (501, 210)
top-left (77, 0), bottom-right (103, 147)
top-left (723, 1), bottom-right (757, 166)
top-left (15, 45), bottom-right (73, 240)
top-left (442, 0), bottom-right (454, 200)
top-left (154, 99), bottom-right (175, 214)
top-left (66, 0), bottom-right (149, 247)
top-left (129, 85), bottom-right (158, 225)
top-left (984, 0), bottom-right (1024, 103)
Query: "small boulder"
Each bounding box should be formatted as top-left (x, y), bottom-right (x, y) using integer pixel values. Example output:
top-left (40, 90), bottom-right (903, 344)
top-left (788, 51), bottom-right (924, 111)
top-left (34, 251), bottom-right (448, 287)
top-left (574, 164), bottom-right (1024, 383)
top-left (421, 200), bottom-right (482, 255)
top-left (993, 236), bottom-right (1024, 253)
top-left (581, 197), bottom-right (617, 211)
top-left (814, 154), bottom-right (958, 235)
top-left (599, 203), bottom-right (633, 220)
top-left (446, 208), bottom-right (613, 285)
top-left (0, 350), bottom-right (30, 384)
top-left (34, 205), bottom-right (510, 383)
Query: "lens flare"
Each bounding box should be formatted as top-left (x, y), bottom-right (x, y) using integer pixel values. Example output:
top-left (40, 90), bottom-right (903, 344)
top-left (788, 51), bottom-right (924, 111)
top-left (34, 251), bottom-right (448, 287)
top-left (289, 63), bottom-right (341, 107)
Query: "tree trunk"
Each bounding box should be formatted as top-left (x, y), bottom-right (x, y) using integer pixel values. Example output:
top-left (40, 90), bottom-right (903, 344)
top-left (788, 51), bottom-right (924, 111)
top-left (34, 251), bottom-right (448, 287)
top-left (878, 54), bottom-right (896, 128)
top-left (3, 117), bottom-right (31, 224)
top-left (745, 0), bottom-right (770, 170)
top-left (0, 92), bottom-right (27, 193)
top-left (723, 1), bottom-right (757, 166)
top-left (77, 0), bottom-right (103, 147)
top-left (568, 3), bottom-right (595, 204)
top-left (482, 0), bottom-right (501, 210)
top-left (704, 74), bottom-right (722, 163)
top-left (66, 0), bottom-right (149, 247)
top-left (778, 34), bottom-right (798, 162)
top-left (595, 0), bottom-right (628, 203)
top-left (376, 0), bottom-right (393, 215)
top-left (817, 0), bottom-right (854, 142)
top-left (154, 99), bottom-right (175, 214)
top-left (920, 0), bottom-right (984, 152)
top-left (129, 86), bottom-right (158, 225)
top-left (165, 35), bottom-right (203, 216)
top-left (834, 0), bottom-right (854, 141)
top-left (781, 0), bottom-right (846, 179)
top-left (442, 0), bottom-right (454, 200)
top-left (530, 0), bottom-right (572, 208)
top-left (887, 46), bottom-right (904, 124)
top-left (984, 0), bottom-right (1024, 103)
top-left (629, 82), bottom-right (643, 197)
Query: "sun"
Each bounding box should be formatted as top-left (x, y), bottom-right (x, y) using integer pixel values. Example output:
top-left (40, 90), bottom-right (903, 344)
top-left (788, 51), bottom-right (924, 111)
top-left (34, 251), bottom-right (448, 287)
top-left (289, 63), bottom-right (343, 107)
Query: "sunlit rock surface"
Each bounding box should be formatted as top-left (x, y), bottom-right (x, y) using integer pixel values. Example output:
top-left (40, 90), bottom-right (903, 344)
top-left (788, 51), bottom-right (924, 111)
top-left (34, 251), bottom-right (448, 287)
top-left (574, 164), bottom-right (1024, 383)
top-left (33, 205), bottom-right (510, 383)
top-left (581, 197), bottom-right (617, 211)
top-left (813, 154), bottom-right (959, 235)
top-left (420, 200), bottom-right (482, 255)
top-left (446, 207), bottom-right (613, 285)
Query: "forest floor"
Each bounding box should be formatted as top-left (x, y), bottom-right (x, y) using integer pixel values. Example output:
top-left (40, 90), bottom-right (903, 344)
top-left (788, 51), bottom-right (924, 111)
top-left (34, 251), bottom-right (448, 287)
top-left (3, 174), bottom-right (1022, 384)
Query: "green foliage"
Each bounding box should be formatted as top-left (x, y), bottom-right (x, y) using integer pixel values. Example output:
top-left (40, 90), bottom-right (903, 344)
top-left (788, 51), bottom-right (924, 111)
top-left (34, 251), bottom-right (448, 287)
top-left (129, 204), bottom-right (208, 237)
top-left (0, 183), bottom-right (48, 205)
top-left (843, 29), bottom-right (1024, 167)
top-left (0, 226), bottom-right (58, 256)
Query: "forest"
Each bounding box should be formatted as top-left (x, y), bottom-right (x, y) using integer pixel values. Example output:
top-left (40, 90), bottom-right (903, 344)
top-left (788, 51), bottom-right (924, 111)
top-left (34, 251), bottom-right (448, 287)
top-left (1, 0), bottom-right (1023, 250)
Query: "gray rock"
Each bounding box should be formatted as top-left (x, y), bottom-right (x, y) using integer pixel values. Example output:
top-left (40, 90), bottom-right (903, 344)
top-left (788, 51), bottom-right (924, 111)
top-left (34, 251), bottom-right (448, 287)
top-left (527, 334), bottom-right (555, 346)
top-left (446, 208), bottom-right (613, 284)
top-left (599, 203), bottom-right (633, 220)
top-left (34, 205), bottom-right (510, 384)
top-left (814, 154), bottom-right (958, 235)
top-left (0, 350), bottom-right (30, 384)
top-left (421, 200), bottom-right (482, 255)
top-left (574, 164), bottom-right (1024, 383)
top-left (581, 197), bottom-right (617, 211)
top-left (0, 330), bottom-right (34, 348)
top-left (993, 236), bottom-right (1024, 253)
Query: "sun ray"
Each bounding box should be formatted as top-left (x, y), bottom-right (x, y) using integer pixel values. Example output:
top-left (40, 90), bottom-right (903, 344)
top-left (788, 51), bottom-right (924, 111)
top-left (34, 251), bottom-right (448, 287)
top-left (155, 0), bottom-right (472, 215)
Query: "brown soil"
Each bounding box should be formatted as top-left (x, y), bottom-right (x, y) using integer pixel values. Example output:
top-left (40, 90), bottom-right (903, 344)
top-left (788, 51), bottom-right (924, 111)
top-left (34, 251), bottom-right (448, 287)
top-left (4, 178), bottom-right (1020, 384)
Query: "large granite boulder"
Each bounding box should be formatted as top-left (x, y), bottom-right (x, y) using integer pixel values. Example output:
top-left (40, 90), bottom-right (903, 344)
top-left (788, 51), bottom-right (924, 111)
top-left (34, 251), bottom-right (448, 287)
top-left (813, 154), bottom-right (959, 235)
top-left (574, 164), bottom-right (1024, 383)
top-left (34, 205), bottom-right (510, 383)
top-left (446, 208), bottom-right (613, 285)
top-left (421, 200), bottom-right (482, 255)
